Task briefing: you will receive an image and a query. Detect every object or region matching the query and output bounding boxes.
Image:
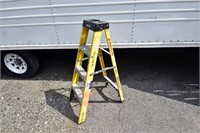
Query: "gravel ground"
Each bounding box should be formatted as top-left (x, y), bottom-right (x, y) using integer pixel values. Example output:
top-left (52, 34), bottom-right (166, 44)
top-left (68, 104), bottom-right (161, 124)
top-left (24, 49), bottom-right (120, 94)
top-left (0, 48), bottom-right (199, 133)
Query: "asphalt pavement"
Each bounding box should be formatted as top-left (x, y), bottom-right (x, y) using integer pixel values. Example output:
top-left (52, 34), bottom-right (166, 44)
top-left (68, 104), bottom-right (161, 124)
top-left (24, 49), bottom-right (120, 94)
top-left (0, 48), bottom-right (199, 133)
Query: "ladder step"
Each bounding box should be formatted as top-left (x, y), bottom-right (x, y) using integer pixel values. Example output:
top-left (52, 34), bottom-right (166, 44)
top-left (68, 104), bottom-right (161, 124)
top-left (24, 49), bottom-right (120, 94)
top-left (104, 76), bottom-right (118, 90)
top-left (76, 66), bottom-right (86, 81)
top-left (80, 45), bottom-right (90, 56)
top-left (72, 84), bottom-right (82, 104)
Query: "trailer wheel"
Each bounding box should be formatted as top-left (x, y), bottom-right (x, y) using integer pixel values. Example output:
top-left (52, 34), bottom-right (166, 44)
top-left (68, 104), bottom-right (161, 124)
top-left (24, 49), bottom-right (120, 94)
top-left (2, 51), bottom-right (39, 78)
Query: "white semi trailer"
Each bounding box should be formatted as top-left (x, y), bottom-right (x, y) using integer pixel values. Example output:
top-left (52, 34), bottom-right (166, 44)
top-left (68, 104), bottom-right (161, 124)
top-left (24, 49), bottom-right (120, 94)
top-left (0, 0), bottom-right (199, 78)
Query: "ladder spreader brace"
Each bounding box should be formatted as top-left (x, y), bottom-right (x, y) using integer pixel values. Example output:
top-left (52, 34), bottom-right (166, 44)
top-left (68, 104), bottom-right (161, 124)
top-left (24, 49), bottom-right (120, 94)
top-left (69, 19), bottom-right (124, 124)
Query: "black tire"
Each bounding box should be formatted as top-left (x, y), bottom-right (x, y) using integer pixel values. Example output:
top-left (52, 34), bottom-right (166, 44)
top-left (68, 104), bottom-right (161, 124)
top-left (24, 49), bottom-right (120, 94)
top-left (1, 51), bottom-right (39, 78)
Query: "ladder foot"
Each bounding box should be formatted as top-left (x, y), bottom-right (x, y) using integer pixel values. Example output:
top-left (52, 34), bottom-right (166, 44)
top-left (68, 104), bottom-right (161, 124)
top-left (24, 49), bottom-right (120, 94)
top-left (119, 100), bottom-right (124, 103)
top-left (105, 81), bottom-right (109, 87)
top-left (69, 90), bottom-right (75, 101)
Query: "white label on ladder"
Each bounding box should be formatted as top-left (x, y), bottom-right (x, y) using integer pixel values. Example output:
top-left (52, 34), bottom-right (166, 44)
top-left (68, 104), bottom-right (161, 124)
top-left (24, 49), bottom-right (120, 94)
top-left (86, 81), bottom-right (92, 89)
top-left (94, 43), bottom-right (99, 50)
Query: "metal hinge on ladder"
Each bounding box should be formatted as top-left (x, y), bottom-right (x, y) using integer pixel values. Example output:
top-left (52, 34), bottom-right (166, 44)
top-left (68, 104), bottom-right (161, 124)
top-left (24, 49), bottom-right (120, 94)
top-left (69, 19), bottom-right (124, 124)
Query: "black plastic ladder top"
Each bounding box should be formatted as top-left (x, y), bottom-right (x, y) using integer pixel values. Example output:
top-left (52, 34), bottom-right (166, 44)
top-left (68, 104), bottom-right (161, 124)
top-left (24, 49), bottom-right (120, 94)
top-left (82, 19), bottom-right (109, 31)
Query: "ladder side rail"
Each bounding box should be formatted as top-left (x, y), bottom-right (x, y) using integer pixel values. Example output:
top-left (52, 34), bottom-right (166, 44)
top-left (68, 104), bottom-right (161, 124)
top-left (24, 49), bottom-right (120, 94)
top-left (78, 31), bottom-right (103, 124)
top-left (104, 29), bottom-right (124, 102)
top-left (69, 27), bottom-right (89, 100)
top-left (98, 49), bottom-right (107, 77)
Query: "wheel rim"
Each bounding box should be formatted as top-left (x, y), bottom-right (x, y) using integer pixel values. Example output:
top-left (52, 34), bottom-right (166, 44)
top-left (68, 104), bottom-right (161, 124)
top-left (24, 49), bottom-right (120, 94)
top-left (4, 53), bottom-right (27, 74)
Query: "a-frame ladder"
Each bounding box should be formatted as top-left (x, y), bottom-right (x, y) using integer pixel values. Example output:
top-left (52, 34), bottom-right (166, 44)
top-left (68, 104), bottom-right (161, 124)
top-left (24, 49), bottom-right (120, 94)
top-left (69, 19), bottom-right (124, 124)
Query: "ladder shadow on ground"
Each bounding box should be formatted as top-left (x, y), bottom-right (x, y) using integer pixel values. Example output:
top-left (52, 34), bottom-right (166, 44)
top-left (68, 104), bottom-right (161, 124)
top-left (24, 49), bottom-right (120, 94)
top-left (70, 86), bottom-right (121, 103)
top-left (89, 85), bottom-right (122, 103)
top-left (44, 88), bottom-right (78, 123)
top-left (44, 86), bottom-right (120, 123)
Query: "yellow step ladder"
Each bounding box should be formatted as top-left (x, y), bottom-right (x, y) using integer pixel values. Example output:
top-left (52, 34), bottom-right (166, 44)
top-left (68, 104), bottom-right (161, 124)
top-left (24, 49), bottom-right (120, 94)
top-left (69, 19), bottom-right (124, 124)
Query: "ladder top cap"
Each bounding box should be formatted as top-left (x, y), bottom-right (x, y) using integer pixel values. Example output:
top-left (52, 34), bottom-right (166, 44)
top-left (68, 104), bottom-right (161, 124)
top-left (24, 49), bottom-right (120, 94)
top-left (83, 19), bottom-right (109, 31)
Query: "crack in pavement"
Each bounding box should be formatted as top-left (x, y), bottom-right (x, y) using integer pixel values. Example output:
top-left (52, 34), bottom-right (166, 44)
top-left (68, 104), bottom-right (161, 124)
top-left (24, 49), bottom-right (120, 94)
top-left (117, 103), bottom-right (125, 133)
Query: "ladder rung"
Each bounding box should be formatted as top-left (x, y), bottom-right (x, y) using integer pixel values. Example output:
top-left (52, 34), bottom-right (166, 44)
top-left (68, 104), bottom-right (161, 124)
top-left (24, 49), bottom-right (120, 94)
top-left (104, 76), bottom-right (118, 90)
top-left (76, 66), bottom-right (86, 81)
top-left (100, 47), bottom-right (110, 55)
top-left (80, 45), bottom-right (90, 56)
top-left (90, 66), bottom-right (116, 76)
top-left (77, 57), bottom-right (88, 62)
top-left (72, 84), bottom-right (82, 104)
top-left (82, 57), bottom-right (89, 61)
